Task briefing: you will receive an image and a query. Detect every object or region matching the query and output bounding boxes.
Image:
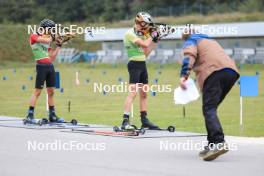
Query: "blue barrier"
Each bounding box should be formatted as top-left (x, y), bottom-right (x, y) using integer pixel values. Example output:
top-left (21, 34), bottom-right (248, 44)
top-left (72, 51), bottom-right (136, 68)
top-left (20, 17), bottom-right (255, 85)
top-left (55, 72), bottom-right (60, 89)
top-left (239, 75), bottom-right (258, 127)
top-left (240, 75), bottom-right (258, 97)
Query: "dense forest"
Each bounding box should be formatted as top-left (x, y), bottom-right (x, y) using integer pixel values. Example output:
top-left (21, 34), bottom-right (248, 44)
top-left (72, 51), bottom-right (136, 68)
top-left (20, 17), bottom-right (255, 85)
top-left (0, 0), bottom-right (263, 23)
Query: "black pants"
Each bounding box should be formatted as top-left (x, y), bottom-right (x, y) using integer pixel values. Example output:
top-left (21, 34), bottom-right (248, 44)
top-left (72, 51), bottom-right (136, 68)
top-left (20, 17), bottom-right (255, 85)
top-left (202, 69), bottom-right (239, 144)
top-left (127, 61), bottom-right (148, 84)
top-left (35, 64), bottom-right (55, 89)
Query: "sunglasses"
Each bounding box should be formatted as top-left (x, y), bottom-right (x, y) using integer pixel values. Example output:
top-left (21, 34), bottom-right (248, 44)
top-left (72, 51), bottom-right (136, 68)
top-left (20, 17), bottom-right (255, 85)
top-left (135, 20), bottom-right (148, 27)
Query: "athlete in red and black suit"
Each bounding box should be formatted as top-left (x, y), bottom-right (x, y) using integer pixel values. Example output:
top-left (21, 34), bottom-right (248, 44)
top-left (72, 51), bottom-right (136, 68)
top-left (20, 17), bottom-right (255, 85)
top-left (26, 19), bottom-right (64, 123)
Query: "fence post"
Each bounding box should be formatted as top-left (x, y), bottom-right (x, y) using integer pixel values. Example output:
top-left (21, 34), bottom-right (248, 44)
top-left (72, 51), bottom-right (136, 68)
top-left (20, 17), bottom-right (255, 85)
top-left (199, 4), bottom-right (202, 14)
top-left (169, 6), bottom-right (173, 16)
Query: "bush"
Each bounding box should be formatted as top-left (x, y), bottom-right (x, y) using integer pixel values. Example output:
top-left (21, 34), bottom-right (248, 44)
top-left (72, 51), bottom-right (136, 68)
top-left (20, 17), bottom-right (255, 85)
top-left (239, 0), bottom-right (264, 13)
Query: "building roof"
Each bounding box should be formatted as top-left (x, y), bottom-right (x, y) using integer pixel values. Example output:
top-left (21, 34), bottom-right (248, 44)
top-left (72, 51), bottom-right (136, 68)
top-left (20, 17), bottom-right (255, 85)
top-left (85, 22), bottom-right (264, 42)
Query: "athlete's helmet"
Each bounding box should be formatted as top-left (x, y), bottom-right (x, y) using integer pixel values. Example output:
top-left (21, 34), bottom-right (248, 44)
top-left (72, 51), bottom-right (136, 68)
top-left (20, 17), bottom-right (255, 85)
top-left (39, 19), bottom-right (56, 28)
top-left (135, 12), bottom-right (154, 27)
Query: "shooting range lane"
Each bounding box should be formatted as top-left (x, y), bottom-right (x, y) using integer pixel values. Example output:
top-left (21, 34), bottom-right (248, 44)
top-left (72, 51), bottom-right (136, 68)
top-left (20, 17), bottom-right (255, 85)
top-left (69, 128), bottom-right (206, 139)
top-left (0, 125), bottom-right (263, 176)
top-left (0, 116), bottom-right (108, 130)
top-left (0, 116), bottom-right (204, 137)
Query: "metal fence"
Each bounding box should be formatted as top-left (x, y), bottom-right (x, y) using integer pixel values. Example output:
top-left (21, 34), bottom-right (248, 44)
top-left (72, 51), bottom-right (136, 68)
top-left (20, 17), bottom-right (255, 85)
top-left (57, 48), bottom-right (264, 64)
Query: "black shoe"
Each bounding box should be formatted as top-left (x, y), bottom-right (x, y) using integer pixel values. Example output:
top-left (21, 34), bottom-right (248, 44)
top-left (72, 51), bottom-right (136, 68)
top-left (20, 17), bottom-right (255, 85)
top-left (49, 114), bottom-right (64, 123)
top-left (24, 114), bottom-right (40, 124)
top-left (202, 142), bottom-right (229, 161)
top-left (121, 118), bottom-right (135, 130)
top-left (141, 117), bottom-right (159, 129)
top-left (26, 113), bottom-right (34, 120)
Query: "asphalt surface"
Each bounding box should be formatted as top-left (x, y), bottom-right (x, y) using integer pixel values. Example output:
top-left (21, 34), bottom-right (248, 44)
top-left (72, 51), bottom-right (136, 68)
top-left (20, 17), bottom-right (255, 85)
top-left (0, 121), bottom-right (264, 176)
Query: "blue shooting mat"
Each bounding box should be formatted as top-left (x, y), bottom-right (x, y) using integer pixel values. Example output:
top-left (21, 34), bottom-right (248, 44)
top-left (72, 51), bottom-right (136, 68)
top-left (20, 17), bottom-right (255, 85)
top-left (240, 75), bottom-right (258, 97)
top-left (0, 116), bottom-right (109, 130)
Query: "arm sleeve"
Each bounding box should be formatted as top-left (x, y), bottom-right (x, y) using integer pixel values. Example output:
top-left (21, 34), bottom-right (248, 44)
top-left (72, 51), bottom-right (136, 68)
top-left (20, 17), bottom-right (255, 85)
top-left (180, 45), bottom-right (197, 78)
top-left (30, 34), bottom-right (39, 44)
top-left (126, 32), bottom-right (140, 44)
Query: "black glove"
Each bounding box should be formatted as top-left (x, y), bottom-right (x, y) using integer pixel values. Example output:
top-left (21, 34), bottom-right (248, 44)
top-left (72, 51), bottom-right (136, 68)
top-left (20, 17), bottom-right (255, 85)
top-left (150, 30), bottom-right (159, 43)
top-left (56, 43), bottom-right (62, 47)
top-left (55, 40), bottom-right (62, 47)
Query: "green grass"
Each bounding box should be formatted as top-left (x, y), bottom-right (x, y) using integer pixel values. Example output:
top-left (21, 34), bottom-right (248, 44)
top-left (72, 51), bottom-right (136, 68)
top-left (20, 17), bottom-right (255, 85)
top-left (0, 63), bottom-right (263, 137)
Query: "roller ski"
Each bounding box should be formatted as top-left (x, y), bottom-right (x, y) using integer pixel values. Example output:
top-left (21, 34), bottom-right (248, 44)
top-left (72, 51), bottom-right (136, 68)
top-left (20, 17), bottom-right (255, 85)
top-left (23, 114), bottom-right (42, 126)
top-left (113, 125), bottom-right (145, 136)
top-left (41, 115), bottom-right (78, 126)
top-left (111, 118), bottom-right (146, 136)
top-left (71, 118), bottom-right (144, 137)
top-left (140, 125), bottom-right (176, 132)
top-left (72, 127), bottom-right (144, 137)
